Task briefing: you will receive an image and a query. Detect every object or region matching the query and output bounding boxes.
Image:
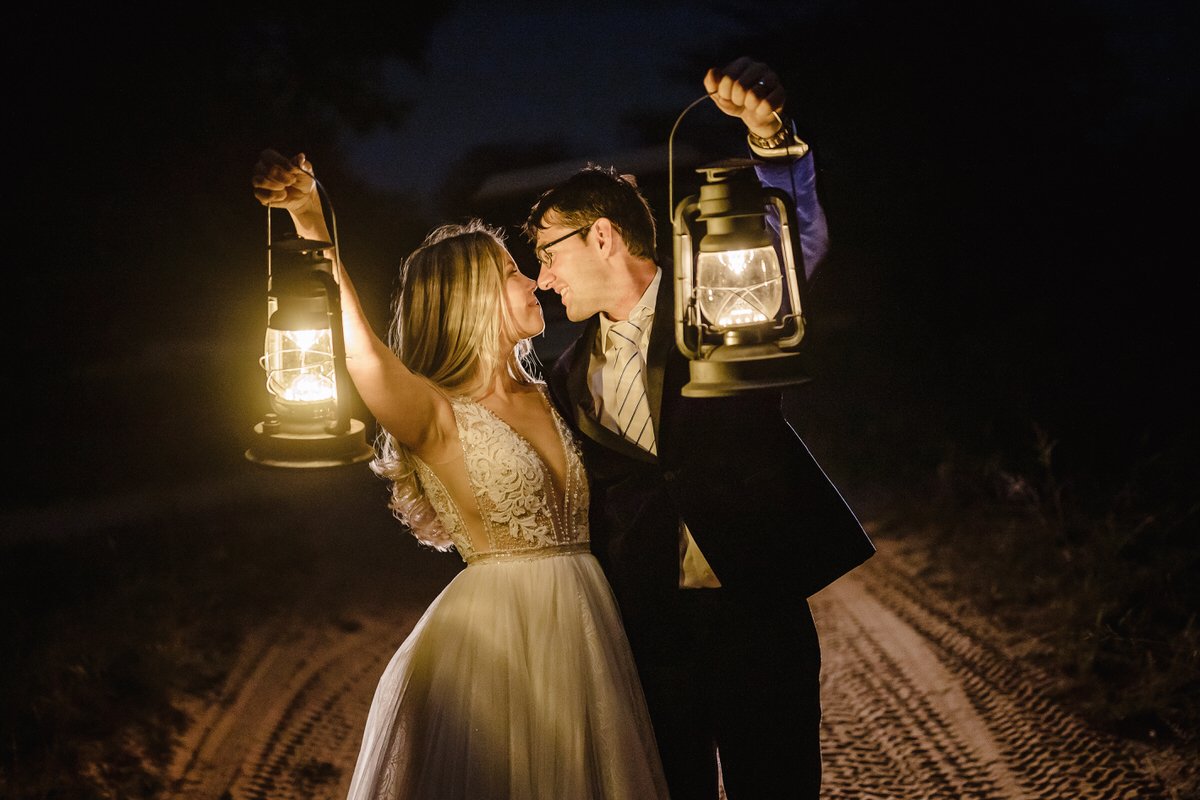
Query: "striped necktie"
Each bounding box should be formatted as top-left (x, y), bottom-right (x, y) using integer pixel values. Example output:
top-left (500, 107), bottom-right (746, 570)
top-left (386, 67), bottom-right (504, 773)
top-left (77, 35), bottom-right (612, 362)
top-left (602, 314), bottom-right (656, 454)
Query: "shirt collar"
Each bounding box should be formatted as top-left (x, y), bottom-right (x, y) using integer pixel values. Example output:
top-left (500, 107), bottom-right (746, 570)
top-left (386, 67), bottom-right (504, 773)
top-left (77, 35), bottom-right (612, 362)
top-left (599, 267), bottom-right (661, 342)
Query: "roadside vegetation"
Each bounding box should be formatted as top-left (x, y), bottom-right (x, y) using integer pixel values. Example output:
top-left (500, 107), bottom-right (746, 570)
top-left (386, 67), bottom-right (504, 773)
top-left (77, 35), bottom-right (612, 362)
top-left (874, 419), bottom-right (1199, 796)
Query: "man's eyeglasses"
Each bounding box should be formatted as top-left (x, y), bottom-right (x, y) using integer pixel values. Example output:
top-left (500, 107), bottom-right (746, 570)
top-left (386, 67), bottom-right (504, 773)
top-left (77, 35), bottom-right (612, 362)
top-left (535, 224), bottom-right (591, 267)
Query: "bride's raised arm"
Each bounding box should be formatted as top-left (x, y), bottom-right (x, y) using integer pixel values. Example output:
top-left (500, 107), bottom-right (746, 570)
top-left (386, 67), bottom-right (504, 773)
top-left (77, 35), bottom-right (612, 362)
top-left (251, 150), bottom-right (451, 457)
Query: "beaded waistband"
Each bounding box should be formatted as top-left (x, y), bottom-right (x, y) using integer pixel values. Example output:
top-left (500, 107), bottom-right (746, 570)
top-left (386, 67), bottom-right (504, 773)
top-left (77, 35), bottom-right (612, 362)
top-left (465, 542), bottom-right (592, 566)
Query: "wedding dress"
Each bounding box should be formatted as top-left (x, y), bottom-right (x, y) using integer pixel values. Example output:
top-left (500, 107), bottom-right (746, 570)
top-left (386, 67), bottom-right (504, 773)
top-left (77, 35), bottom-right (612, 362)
top-left (345, 387), bottom-right (670, 799)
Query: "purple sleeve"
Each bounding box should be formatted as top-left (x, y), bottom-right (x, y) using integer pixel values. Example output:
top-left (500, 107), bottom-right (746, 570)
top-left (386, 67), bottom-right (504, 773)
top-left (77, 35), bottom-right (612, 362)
top-left (755, 153), bottom-right (829, 281)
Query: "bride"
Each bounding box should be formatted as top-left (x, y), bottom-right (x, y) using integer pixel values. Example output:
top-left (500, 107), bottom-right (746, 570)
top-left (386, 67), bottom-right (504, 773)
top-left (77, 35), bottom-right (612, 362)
top-left (252, 151), bottom-right (670, 800)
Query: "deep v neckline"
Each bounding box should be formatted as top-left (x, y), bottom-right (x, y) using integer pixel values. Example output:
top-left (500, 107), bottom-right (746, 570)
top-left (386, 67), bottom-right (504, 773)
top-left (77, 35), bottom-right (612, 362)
top-left (466, 387), bottom-right (571, 516)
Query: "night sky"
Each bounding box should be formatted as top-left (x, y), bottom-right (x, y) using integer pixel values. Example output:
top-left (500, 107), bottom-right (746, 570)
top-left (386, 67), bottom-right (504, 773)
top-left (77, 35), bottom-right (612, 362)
top-left (7, 0), bottom-right (1197, 516)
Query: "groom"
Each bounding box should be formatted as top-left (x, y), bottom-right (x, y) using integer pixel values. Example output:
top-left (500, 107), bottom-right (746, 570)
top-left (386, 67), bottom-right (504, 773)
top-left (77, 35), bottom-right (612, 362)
top-left (524, 58), bottom-right (875, 799)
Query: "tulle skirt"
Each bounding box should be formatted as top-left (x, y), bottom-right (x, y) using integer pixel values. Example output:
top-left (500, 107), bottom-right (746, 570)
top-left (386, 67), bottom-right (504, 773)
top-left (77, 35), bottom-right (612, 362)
top-left (345, 550), bottom-right (670, 800)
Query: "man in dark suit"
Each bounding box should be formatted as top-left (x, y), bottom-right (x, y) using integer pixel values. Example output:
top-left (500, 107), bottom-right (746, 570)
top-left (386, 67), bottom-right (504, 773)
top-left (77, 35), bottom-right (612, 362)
top-left (522, 58), bottom-right (875, 799)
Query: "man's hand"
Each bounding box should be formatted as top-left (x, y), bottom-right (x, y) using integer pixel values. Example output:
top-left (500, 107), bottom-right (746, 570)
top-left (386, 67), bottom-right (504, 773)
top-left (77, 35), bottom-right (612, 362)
top-left (252, 150), bottom-right (318, 213)
top-left (703, 57), bottom-right (787, 140)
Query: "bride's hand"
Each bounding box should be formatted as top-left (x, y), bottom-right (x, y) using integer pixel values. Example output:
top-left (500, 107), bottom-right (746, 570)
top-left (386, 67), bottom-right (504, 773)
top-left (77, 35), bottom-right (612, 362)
top-left (252, 149), bottom-right (318, 212)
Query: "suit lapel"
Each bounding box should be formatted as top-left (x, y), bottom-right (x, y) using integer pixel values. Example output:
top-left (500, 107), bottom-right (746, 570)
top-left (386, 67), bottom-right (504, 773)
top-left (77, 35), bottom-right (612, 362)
top-left (565, 315), bottom-right (599, 416)
top-left (646, 268), bottom-right (676, 436)
top-left (576, 404), bottom-right (656, 462)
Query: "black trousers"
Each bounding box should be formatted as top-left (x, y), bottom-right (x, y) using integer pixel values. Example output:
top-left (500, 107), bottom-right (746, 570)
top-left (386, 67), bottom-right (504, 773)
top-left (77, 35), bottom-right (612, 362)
top-left (630, 589), bottom-right (823, 800)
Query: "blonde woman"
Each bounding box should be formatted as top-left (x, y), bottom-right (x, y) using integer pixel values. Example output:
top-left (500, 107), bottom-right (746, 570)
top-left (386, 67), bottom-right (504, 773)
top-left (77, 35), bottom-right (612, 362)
top-left (252, 151), bottom-right (669, 800)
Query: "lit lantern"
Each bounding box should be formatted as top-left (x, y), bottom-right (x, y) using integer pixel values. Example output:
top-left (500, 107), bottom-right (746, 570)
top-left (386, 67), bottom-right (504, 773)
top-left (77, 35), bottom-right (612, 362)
top-left (672, 158), bottom-right (808, 397)
top-left (246, 231), bottom-right (373, 467)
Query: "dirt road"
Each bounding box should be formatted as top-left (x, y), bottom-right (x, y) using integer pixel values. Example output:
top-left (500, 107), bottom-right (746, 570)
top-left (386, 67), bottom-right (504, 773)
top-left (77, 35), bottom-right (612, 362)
top-left (164, 535), bottom-right (1176, 800)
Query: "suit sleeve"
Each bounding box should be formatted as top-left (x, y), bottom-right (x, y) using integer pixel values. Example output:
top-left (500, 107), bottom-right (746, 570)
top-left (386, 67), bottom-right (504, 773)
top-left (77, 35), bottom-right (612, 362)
top-left (754, 153), bottom-right (830, 281)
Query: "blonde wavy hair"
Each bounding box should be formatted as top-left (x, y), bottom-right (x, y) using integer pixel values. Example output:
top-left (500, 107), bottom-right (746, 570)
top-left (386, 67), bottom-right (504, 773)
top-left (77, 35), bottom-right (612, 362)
top-left (369, 220), bottom-right (539, 550)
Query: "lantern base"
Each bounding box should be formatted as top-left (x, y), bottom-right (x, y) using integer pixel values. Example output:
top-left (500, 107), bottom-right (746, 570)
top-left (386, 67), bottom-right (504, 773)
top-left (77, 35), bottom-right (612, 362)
top-left (682, 345), bottom-right (811, 398)
top-left (245, 417), bottom-right (374, 468)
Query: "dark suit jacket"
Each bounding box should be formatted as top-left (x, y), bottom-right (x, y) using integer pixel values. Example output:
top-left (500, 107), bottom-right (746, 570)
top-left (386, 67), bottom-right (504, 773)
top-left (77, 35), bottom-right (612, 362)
top-left (547, 270), bottom-right (876, 646)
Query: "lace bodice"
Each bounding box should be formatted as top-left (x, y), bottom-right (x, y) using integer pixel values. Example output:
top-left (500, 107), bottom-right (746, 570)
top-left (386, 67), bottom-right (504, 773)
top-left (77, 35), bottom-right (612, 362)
top-left (412, 387), bottom-right (589, 563)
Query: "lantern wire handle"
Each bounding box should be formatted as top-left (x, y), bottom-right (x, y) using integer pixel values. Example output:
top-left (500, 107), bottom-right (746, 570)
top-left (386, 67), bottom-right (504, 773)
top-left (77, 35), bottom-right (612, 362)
top-left (668, 94), bottom-right (804, 269)
top-left (668, 91), bottom-right (788, 218)
top-left (668, 92), bottom-right (715, 223)
top-left (264, 168), bottom-right (342, 281)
